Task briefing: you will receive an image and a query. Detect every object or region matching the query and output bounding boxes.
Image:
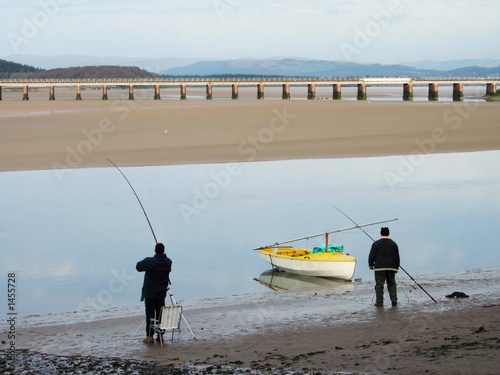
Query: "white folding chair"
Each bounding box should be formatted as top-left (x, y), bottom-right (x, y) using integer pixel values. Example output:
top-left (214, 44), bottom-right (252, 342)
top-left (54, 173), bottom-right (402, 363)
top-left (149, 304), bottom-right (183, 346)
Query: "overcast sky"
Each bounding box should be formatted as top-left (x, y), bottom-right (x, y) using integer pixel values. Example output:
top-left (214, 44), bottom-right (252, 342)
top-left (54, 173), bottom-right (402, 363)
top-left (1, 0), bottom-right (498, 64)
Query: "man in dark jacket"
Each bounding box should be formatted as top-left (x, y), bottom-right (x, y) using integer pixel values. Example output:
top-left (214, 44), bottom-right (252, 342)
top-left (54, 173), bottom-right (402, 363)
top-left (368, 227), bottom-right (400, 307)
top-left (136, 242), bottom-right (172, 343)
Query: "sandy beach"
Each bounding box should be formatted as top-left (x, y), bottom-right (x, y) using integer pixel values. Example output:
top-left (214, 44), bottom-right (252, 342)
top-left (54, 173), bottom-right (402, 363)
top-left (1, 98), bottom-right (499, 172)
top-left (1, 98), bottom-right (500, 374)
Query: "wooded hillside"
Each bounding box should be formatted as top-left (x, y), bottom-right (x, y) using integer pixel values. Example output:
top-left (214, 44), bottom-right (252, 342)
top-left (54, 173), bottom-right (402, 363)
top-left (0, 59), bottom-right (41, 78)
top-left (1, 60), bottom-right (160, 79)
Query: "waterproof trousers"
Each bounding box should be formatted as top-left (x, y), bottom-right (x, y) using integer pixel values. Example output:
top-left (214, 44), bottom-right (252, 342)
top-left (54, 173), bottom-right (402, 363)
top-left (374, 270), bottom-right (397, 306)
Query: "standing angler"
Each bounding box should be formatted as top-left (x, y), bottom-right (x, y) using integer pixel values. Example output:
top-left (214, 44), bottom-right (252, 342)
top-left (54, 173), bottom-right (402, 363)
top-left (136, 243), bottom-right (172, 343)
top-left (368, 227), bottom-right (400, 307)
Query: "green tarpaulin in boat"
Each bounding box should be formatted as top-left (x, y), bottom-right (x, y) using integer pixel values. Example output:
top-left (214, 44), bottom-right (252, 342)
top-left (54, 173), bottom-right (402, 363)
top-left (311, 244), bottom-right (344, 254)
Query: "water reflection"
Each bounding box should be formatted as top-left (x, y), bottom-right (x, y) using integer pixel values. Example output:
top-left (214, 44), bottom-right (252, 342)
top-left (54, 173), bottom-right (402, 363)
top-left (256, 269), bottom-right (354, 292)
top-left (0, 151), bottom-right (499, 316)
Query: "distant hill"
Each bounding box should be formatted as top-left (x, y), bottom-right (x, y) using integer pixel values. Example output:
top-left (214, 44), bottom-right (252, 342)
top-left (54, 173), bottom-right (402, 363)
top-left (4, 54), bottom-right (499, 73)
top-left (1, 57), bottom-right (499, 79)
top-left (33, 65), bottom-right (160, 79)
top-left (8, 65), bottom-right (161, 79)
top-left (161, 58), bottom-right (500, 78)
top-left (160, 59), bottom-right (428, 77)
top-left (3, 54), bottom-right (208, 72)
top-left (0, 59), bottom-right (41, 78)
top-left (443, 66), bottom-right (500, 78)
top-left (401, 59), bottom-right (500, 71)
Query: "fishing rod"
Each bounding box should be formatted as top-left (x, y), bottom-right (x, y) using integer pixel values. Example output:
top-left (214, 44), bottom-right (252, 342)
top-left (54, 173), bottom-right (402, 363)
top-left (107, 159), bottom-right (158, 244)
top-left (108, 160), bottom-right (197, 339)
top-left (332, 205), bottom-right (437, 303)
top-left (254, 218), bottom-right (398, 250)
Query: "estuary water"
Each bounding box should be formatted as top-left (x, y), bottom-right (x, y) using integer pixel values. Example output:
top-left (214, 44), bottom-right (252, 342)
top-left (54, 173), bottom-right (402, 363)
top-left (0, 151), bottom-right (499, 318)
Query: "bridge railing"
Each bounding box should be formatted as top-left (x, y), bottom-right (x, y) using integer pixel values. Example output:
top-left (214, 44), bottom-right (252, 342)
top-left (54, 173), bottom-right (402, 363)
top-left (0, 76), bottom-right (367, 84)
top-left (0, 77), bottom-right (497, 85)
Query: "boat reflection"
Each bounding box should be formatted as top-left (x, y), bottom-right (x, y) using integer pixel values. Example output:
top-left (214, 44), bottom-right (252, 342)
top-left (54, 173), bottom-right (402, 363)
top-left (255, 269), bottom-right (355, 292)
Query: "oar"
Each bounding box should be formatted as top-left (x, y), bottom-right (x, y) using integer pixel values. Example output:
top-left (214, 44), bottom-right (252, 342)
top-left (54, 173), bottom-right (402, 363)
top-left (254, 218), bottom-right (398, 250)
top-left (332, 205), bottom-right (437, 304)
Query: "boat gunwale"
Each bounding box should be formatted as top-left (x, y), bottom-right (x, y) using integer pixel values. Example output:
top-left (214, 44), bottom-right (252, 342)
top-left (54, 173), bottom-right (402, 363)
top-left (257, 247), bottom-right (356, 263)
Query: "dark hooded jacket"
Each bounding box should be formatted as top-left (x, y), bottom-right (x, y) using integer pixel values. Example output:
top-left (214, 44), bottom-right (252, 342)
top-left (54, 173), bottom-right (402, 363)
top-left (136, 253), bottom-right (172, 299)
top-left (368, 237), bottom-right (400, 271)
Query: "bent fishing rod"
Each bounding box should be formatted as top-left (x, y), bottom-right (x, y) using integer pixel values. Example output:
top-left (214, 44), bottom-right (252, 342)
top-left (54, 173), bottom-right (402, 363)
top-left (108, 160), bottom-right (197, 339)
top-left (107, 159), bottom-right (158, 244)
top-left (332, 205), bottom-right (437, 304)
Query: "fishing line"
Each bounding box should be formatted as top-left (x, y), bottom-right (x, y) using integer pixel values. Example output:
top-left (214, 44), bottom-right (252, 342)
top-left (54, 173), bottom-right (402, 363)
top-left (107, 159), bottom-right (158, 244)
top-left (108, 160), bottom-right (196, 339)
top-left (332, 205), bottom-right (437, 303)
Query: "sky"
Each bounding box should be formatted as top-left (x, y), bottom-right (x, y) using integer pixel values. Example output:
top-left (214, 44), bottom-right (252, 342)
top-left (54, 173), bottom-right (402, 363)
top-left (0, 0), bottom-right (499, 64)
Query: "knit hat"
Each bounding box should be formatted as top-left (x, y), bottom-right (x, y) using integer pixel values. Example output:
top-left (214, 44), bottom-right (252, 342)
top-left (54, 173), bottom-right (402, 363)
top-left (381, 227), bottom-right (390, 236)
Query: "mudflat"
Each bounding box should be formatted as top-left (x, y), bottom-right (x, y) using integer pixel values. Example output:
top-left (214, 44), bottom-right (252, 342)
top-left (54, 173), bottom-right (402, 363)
top-left (7, 270), bottom-right (500, 374)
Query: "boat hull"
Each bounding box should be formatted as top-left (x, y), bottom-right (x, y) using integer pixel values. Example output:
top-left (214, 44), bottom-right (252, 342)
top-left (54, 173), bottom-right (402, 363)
top-left (257, 247), bottom-right (356, 280)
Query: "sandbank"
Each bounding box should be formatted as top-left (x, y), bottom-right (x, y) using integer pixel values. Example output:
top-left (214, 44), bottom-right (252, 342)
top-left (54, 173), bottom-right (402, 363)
top-left (0, 98), bottom-right (499, 172)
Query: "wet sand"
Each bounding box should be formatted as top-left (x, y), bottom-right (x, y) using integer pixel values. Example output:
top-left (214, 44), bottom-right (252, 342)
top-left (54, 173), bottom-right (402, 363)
top-left (3, 269), bottom-right (500, 374)
top-left (1, 97), bottom-right (500, 374)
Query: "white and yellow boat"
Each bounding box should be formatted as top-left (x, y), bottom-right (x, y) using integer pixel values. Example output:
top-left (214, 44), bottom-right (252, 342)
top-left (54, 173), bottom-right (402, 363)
top-left (255, 218), bottom-right (397, 281)
top-left (257, 245), bottom-right (356, 280)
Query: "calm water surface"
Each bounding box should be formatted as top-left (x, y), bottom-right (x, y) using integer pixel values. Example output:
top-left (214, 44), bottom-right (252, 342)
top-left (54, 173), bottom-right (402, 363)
top-left (0, 151), bottom-right (499, 316)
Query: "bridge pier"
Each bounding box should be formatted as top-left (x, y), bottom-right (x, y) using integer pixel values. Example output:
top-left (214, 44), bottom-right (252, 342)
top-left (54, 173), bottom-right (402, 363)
top-left (403, 83), bottom-right (413, 101)
top-left (453, 83), bottom-right (464, 101)
top-left (3, 79), bottom-right (499, 103)
top-left (357, 83), bottom-right (367, 100)
top-left (428, 83), bottom-right (438, 101)
top-left (485, 83), bottom-right (497, 96)
top-left (307, 84), bottom-right (316, 100)
top-left (257, 83), bottom-right (264, 99)
top-left (332, 84), bottom-right (341, 100)
top-left (282, 84), bottom-right (290, 99)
